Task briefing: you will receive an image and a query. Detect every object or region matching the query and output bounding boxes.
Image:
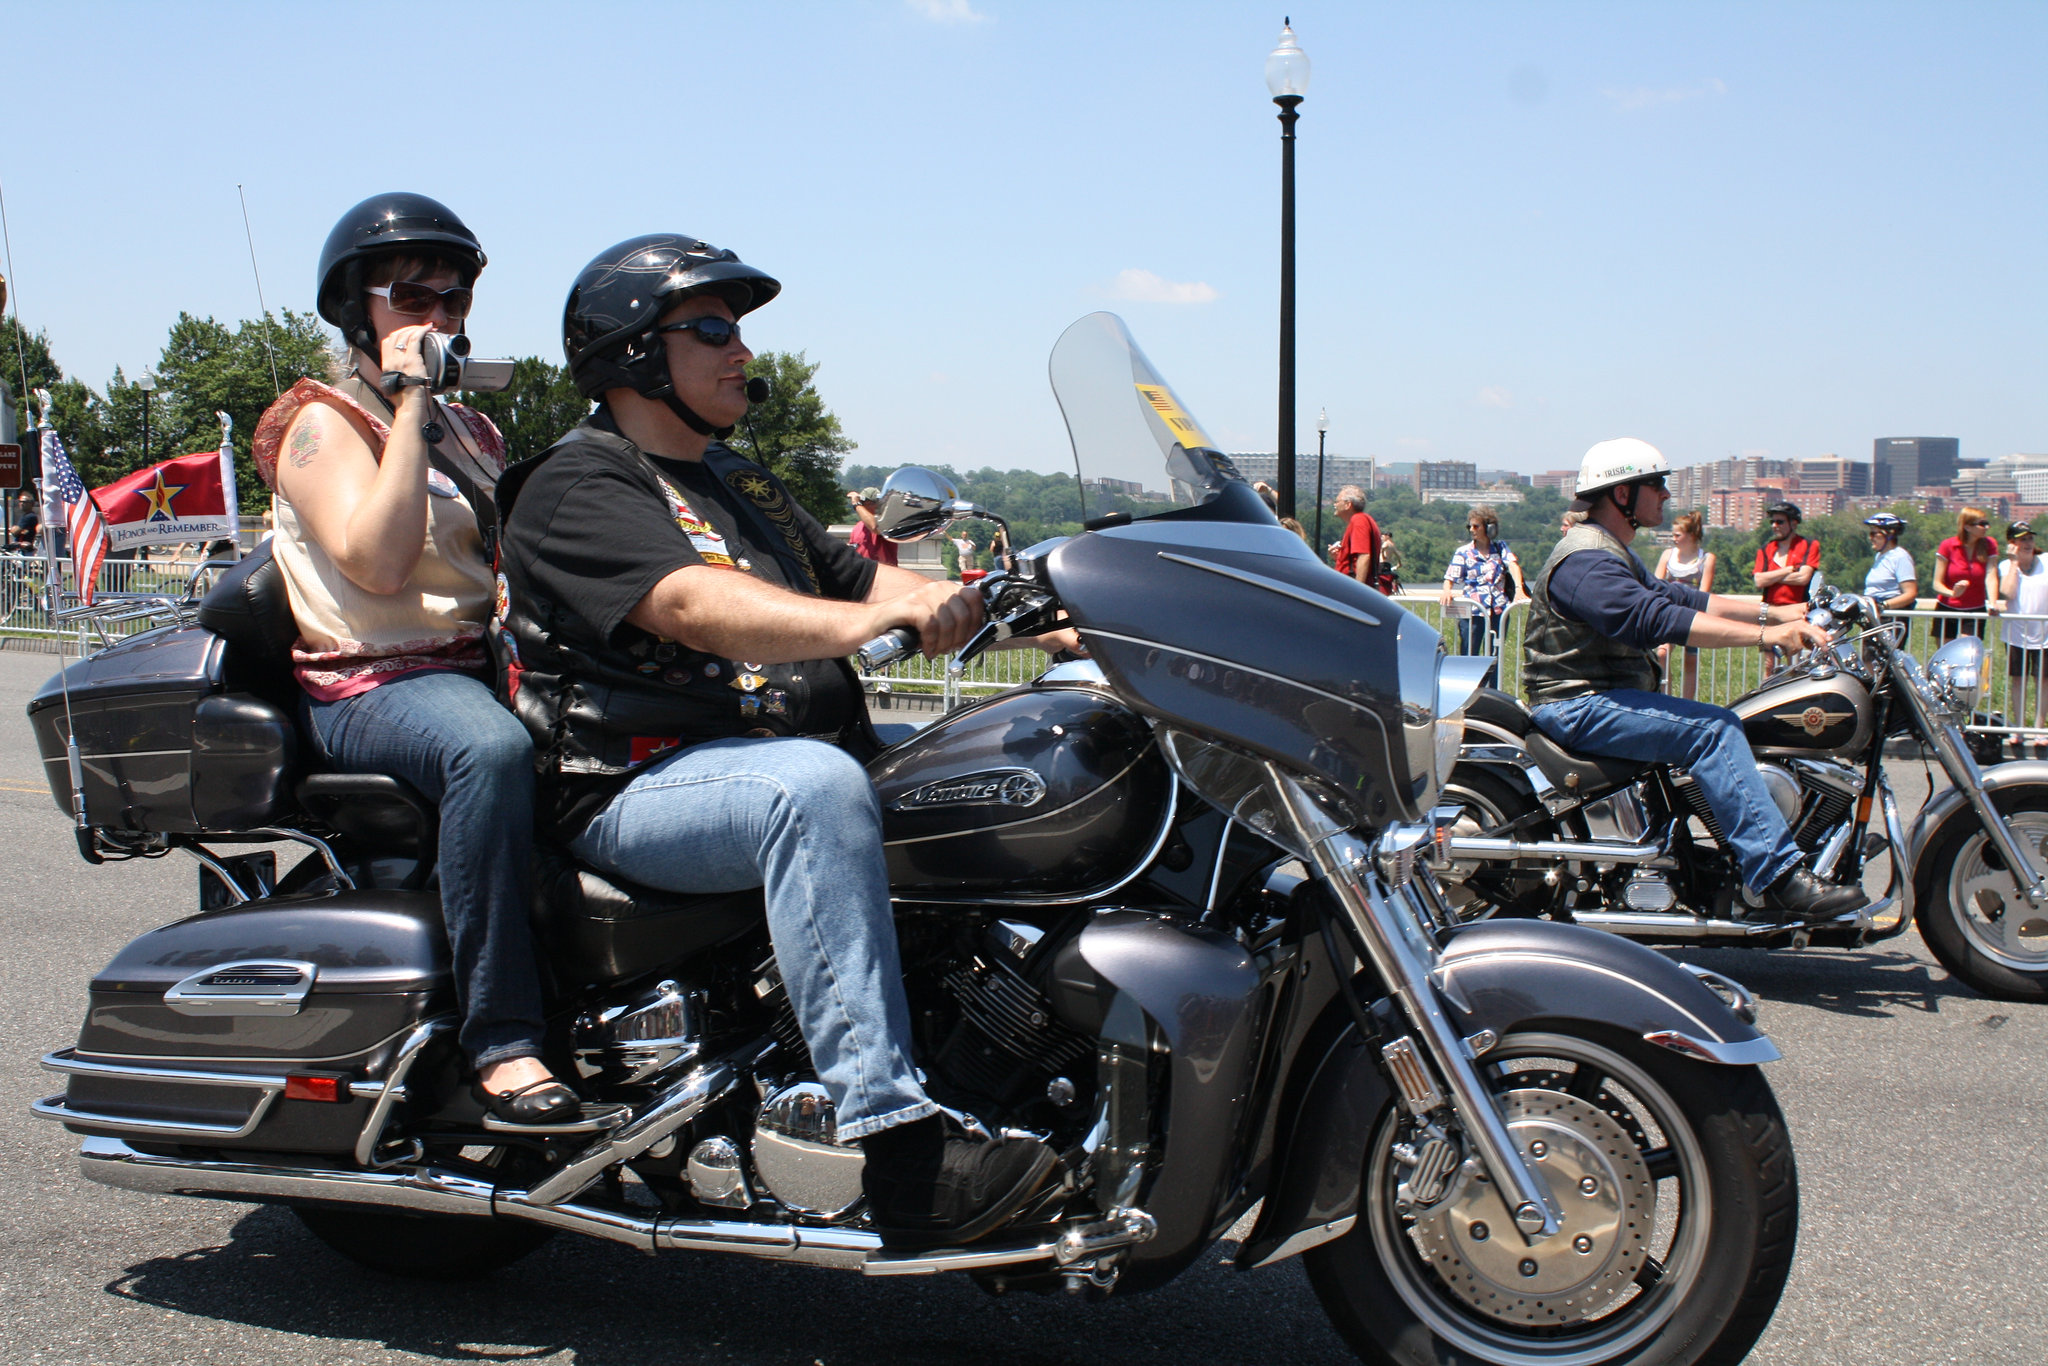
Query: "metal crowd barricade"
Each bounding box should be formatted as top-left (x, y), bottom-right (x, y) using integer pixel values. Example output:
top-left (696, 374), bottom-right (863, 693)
top-left (0, 553), bottom-right (220, 650)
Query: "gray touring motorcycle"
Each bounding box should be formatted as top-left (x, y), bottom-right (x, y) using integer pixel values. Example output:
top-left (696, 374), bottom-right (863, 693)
top-left (1439, 580), bottom-right (2048, 1001)
top-left (32, 313), bottom-right (1794, 1366)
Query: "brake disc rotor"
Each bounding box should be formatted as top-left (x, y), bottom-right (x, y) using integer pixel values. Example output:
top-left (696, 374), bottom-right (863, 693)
top-left (1411, 1089), bottom-right (1654, 1326)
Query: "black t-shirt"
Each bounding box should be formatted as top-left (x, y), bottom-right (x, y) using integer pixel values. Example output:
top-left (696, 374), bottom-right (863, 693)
top-left (503, 439), bottom-right (875, 641)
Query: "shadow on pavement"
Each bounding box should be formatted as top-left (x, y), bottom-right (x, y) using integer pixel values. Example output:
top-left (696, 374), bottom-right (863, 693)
top-left (1669, 943), bottom-right (1982, 1019)
top-left (102, 1204), bottom-right (1353, 1366)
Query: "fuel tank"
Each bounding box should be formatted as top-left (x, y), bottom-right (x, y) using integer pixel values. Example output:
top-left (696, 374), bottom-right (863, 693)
top-left (869, 683), bottom-right (1172, 899)
top-left (1731, 665), bottom-right (1875, 758)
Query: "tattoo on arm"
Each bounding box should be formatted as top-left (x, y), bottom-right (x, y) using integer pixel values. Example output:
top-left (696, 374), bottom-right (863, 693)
top-left (288, 421), bottom-right (320, 468)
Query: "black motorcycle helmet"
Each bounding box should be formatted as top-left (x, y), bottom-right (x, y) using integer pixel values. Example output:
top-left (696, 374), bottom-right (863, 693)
top-left (316, 193), bottom-right (487, 356)
top-left (1764, 500), bottom-right (1803, 526)
top-left (562, 233), bottom-right (781, 437)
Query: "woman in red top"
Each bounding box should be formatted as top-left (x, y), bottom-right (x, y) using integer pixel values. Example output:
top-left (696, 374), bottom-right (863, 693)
top-left (1754, 501), bottom-right (1820, 676)
top-left (1931, 505), bottom-right (1998, 644)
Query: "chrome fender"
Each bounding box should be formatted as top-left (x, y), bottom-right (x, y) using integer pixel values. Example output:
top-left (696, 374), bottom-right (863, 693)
top-left (1434, 917), bottom-right (1779, 1066)
top-left (1905, 759), bottom-right (2048, 873)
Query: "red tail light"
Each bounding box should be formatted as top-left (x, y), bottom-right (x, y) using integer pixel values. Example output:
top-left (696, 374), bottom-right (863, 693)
top-left (285, 1074), bottom-right (345, 1103)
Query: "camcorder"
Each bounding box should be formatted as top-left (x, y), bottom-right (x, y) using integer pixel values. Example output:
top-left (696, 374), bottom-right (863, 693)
top-left (384, 333), bottom-right (515, 395)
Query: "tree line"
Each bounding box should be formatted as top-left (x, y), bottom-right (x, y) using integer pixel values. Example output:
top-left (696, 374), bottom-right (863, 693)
top-left (3, 311), bottom-right (854, 526)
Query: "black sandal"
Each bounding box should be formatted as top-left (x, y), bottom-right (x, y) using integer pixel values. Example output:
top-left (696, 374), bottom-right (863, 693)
top-left (473, 1077), bottom-right (583, 1126)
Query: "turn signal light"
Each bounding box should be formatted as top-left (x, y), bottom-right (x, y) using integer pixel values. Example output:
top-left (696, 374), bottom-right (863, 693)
top-left (285, 1074), bottom-right (345, 1103)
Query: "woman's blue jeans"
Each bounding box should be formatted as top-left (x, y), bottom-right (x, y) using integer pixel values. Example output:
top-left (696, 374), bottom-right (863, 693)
top-left (1530, 689), bottom-right (1803, 897)
top-left (568, 736), bottom-right (936, 1141)
top-left (304, 669), bottom-right (545, 1070)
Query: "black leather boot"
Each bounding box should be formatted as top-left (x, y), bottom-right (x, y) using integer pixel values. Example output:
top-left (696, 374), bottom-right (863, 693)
top-left (860, 1116), bottom-right (1060, 1247)
top-left (1760, 866), bottom-right (1868, 923)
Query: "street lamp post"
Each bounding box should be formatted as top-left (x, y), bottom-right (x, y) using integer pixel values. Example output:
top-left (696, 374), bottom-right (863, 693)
top-left (1312, 407), bottom-right (1329, 557)
top-left (1266, 20), bottom-right (1310, 521)
top-left (136, 372), bottom-right (157, 468)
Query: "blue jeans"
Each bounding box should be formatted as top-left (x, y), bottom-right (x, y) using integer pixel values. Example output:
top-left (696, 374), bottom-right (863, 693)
top-left (1457, 610), bottom-right (1504, 659)
top-left (568, 736), bottom-right (936, 1141)
top-left (305, 670), bottom-right (544, 1070)
top-left (1530, 689), bottom-right (1802, 896)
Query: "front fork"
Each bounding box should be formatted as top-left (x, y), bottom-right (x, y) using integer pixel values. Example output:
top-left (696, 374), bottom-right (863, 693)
top-left (1272, 771), bottom-right (1563, 1245)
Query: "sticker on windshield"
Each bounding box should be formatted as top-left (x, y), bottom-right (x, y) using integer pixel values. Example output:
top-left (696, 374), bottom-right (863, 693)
top-left (1135, 384), bottom-right (1213, 451)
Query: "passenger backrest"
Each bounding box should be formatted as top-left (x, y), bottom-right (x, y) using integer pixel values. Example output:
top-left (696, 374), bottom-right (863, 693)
top-left (195, 544), bottom-right (300, 711)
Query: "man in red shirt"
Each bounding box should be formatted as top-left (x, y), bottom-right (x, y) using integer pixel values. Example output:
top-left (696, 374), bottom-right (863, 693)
top-left (1753, 501), bottom-right (1820, 675)
top-left (1330, 484), bottom-right (1386, 589)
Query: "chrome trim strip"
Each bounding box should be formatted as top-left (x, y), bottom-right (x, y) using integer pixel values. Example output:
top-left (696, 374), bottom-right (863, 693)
top-left (36, 1049), bottom-right (286, 1140)
top-left (67, 1021), bottom-right (420, 1069)
top-left (1155, 551), bottom-right (1381, 627)
top-left (1642, 1030), bottom-right (1782, 1066)
top-left (1247, 1214), bottom-right (1357, 1269)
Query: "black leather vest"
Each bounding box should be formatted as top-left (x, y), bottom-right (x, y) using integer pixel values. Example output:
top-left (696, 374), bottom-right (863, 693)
top-left (491, 421), bottom-right (867, 835)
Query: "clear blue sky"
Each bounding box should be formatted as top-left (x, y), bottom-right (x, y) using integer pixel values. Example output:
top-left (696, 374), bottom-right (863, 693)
top-left (2, 1), bottom-right (2041, 490)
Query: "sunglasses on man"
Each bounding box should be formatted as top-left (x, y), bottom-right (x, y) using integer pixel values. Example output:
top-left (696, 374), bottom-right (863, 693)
top-left (367, 282), bottom-right (473, 318)
top-left (657, 316), bottom-right (745, 348)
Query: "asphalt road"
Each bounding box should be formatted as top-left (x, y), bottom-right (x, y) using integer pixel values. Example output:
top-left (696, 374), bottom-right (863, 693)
top-left (0, 641), bottom-right (2040, 1365)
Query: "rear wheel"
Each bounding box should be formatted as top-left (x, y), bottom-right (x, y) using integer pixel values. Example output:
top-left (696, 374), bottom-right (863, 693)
top-left (1306, 1026), bottom-right (1796, 1366)
top-left (1914, 787), bottom-right (2048, 1002)
top-left (294, 1206), bottom-right (554, 1280)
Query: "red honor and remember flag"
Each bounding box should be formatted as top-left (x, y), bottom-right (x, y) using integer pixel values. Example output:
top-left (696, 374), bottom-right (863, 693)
top-left (94, 449), bottom-right (235, 552)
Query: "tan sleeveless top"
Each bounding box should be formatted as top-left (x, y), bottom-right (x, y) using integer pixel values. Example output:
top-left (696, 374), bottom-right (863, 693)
top-left (252, 376), bottom-right (506, 700)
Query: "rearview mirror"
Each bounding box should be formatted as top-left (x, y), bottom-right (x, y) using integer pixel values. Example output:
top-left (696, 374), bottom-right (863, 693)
top-left (877, 467), bottom-right (960, 543)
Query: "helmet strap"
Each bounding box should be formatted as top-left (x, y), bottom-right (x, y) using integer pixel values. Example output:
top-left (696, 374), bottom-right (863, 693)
top-left (633, 332), bottom-right (735, 439)
top-left (1613, 482), bottom-right (1643, 530)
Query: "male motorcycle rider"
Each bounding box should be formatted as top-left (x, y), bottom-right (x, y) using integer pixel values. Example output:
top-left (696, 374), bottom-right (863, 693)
top-left (492, 234), bottom-right (1066, 1246)
top-left (1522, 438), bottom-right (1868, 922)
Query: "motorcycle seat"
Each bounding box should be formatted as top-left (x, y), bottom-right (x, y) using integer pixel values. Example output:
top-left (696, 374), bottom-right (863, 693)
top-left (195, 543), bottom-right (302, 714)
top-left (1524, 730), bottom-right (1650, 798)
top-left (1463, 687), bottom-right (1531, 738)
top-left (532, 851), bottom-right (765, 987)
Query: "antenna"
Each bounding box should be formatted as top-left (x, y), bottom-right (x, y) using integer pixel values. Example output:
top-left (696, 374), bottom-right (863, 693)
top-left (0, 174), bottom-right (32, 406)
top-left (238, 185), bottom-right (282, 397)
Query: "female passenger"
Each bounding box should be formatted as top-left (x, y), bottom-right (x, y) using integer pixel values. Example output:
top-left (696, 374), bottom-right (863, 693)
top-left (1654, 510), bottom-right (1715, 699)
top-left (250, 194), bottom-right (573, 1125)
top-left (1931, 506), bottom-right (1997, 644)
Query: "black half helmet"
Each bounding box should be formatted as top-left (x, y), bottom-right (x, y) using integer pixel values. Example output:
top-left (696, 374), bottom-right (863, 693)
top-left (316, 192), bottom-right (486, 352)
top-left (1764, 500), bottom-right (1803, 524)
top-left (562, 233), bottom-right (781, 403)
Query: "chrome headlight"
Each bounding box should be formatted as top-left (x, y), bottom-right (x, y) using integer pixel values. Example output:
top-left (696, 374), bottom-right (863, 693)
top-left (1927, 636), bottom-right (1986, 717)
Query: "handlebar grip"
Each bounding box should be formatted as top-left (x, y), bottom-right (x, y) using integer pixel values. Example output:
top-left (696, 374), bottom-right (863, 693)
top-left (856, 628), bottom-right (919, 672)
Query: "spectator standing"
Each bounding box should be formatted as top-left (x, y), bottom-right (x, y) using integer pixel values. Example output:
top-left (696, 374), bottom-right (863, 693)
top-left (1995, 521), bottom-right (2048, 750)
top-left (1753, 501), bottom-right (1820, 676)
top-left (1439, 505), bottom-right (1522, 658)
top-left (1654, 510), bottom-right (1716, 699)
top-left (8, 493), bottom-right (40, 555)
top-left (1330, 484), bottom-right (1388, 591)
top-left (1931, 506), bottom-right (1997, 644)
top-left (1860, 513), bottom-right (1917, 612)
top-left (846, 486), bottom-right (898, 567)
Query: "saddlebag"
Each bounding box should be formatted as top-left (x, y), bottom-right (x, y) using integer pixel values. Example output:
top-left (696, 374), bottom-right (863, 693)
top-left (26, 623), bottom-right (298, 835)
top-left (39, 892), bottom-right (453, 1153)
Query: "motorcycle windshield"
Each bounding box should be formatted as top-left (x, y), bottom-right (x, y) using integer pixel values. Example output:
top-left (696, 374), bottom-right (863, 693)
top-left (1048, 312), bottom-right (1261, 517)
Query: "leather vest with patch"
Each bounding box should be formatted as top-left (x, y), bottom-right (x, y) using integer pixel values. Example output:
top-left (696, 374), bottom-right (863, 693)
top-left (1522, 521), bottom-right (1664, 705)
top-left (491, 421), bottom-right (867, 836)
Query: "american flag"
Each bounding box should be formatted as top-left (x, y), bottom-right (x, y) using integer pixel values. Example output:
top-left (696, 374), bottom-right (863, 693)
top-left (42, 430), bottom-right (107, 606)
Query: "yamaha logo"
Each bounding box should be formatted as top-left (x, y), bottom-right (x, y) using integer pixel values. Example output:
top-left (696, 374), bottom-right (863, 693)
top-left (892, 768), bottom-right (1048, 811)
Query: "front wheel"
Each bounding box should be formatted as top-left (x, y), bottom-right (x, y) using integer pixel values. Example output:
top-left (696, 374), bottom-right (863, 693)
top-left (1913, 787), bottom-right (2048, 1002)
top-left (1306, 1026), bottom-right (1797, 1366)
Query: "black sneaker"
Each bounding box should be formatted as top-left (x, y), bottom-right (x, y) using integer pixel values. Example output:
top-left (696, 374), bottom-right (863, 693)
top-left (1760, 866), bottom-right (1868, 923)
top-left (860, 1116), bottom-right (1060, 1247)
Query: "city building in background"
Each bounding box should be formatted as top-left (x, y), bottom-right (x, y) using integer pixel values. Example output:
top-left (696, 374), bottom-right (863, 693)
top-left (1533, 469), bottom-right (1578, 498)
top-left (1227, 453), bottom-right (1377, 504)
top-left (1873, 437), bottom-right (1959, 497)
top-left (1413, 460), bottom-right (1477, 497)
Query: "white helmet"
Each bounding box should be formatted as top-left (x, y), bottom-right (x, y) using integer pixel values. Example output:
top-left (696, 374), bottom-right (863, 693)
top-left (1573, 438), bottom-right (1670, 501)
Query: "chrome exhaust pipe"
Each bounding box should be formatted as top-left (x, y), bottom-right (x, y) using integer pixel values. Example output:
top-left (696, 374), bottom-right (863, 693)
top-left (1444, 835), bottom-right (1675, 866)
top-left (76, 1137), bottom-right (1070, 1276)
